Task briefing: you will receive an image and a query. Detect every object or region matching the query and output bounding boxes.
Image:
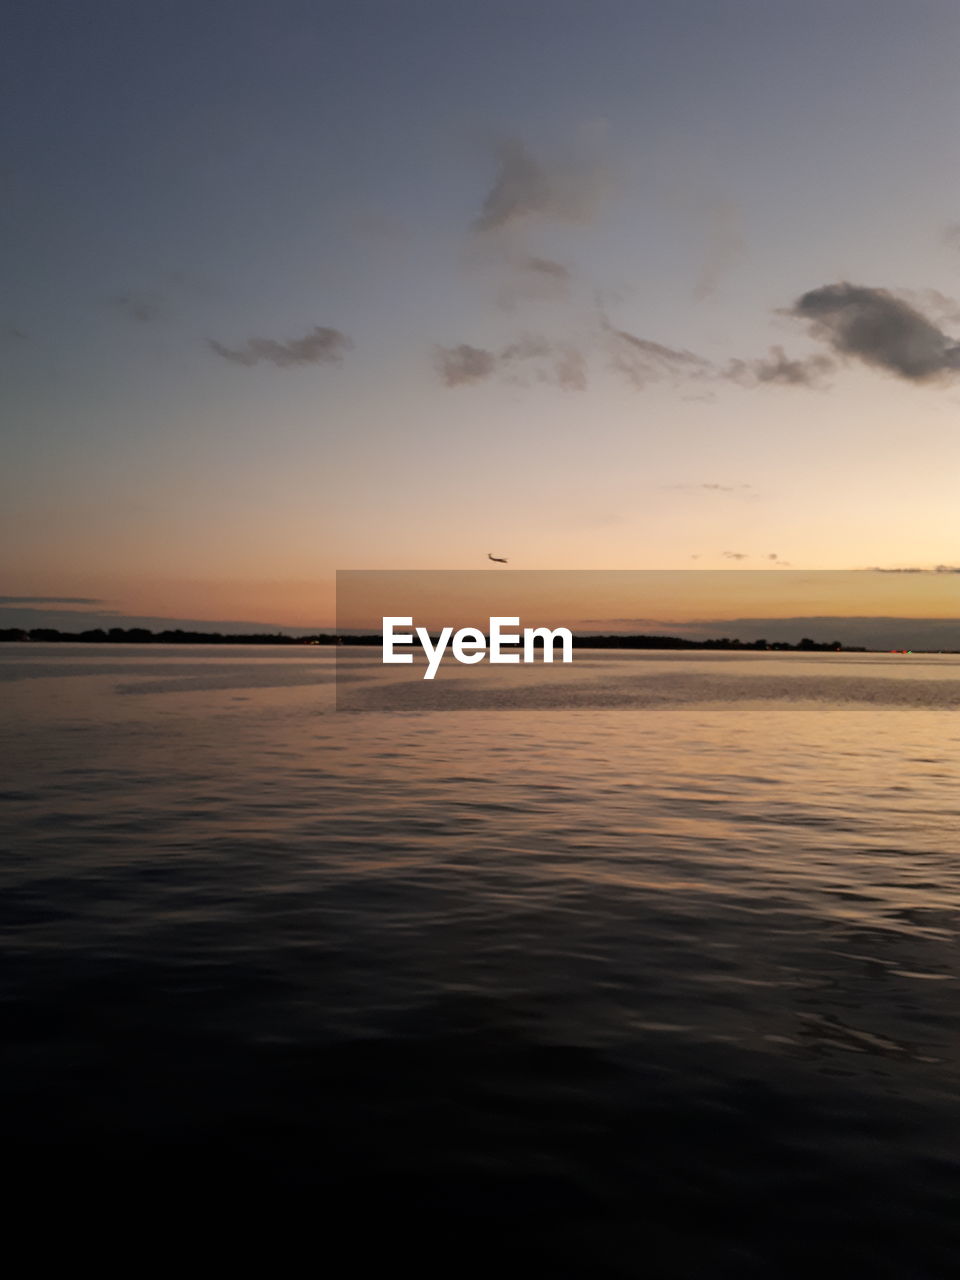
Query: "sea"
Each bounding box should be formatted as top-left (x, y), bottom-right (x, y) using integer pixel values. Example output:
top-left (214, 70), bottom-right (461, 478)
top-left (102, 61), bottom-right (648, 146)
top-left (2, 643), bottom-right (959, 1275)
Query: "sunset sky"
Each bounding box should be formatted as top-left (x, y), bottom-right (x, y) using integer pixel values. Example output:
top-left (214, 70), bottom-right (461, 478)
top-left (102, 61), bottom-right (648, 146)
top-left (3, 1), bottom-right (959, 632)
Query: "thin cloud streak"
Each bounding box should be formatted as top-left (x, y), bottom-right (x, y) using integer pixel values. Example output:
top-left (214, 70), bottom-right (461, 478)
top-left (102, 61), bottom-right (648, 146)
top-left (601, 319), bottom-right (711, 389)
top-left (663, 483), bottom-right (753, 493)
top-left (209, 326), bottom-right (353, 369)
top-left (435, 336), bottom-right (587, 390)
top-left (724, 346), bottom-right (834, 388)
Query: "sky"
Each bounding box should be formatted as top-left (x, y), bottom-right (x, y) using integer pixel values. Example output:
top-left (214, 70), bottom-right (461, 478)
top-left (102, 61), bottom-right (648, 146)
top-left (2, 0), bottom-right (959, 633)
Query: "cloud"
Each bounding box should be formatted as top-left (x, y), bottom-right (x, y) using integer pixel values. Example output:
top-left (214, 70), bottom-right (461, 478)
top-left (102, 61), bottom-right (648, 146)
top-left (435, 335), bottom-right (587, 390)
top-left (665, 483), bottom-right (752, 493)
top-left (944, 224), bottom-right (960, 253)
top-left (687, 551), bottom-right (789, 564)
top-left (435, 343), bottom-right (498, 386)
top-left (602, 314), bottom-right (824, 393)
top-left (110, 291), bottom-right (164, 323)
top-left (440, 296), bottom-right (851, 400)
top-left (496, 254), bottom-right (572, 309)
top-left (694, 202), bottom-right (744, 300)
top-left (787, 283), bottom-right (960, 383)
top-left (601, 319), bottom-right (712, 389)
top-left (474, 136), bottom-right (607, 232)
top-left (209, 326), bottom-right (353, 369)
top-left (545, 344), bottom-right (588, 391)
top-left (0, 595), bottom-right (106, 605)
top-left (525, 255), bottom-right (570, 282)
top-left (724, 345), bottom-right (834, 388)
top-left (896, 288), bottom-right (960, 326)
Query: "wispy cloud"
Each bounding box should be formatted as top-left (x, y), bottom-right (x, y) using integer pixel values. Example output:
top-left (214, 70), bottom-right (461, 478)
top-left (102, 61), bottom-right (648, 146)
top-left (664, 482), bottom-right (753, 493)
top-left (694, 202), bottom-right (744, 300)
top-left (474, 135), bottom-right (608, 233)
top-left (601, 310), bottom-right (830, 393)
top-left (722, 551), bottom-right (749, 560)
top-left (439, 314), bottom-right (833, 397)
top-left (435, 336), bottom-right (587, 390)
top-left (787, 283), bottom-right (960, 383)
top-left (525, 255), bottom-right (570, 282)
top-left (495, 254), bottom-right (573, 309)
top-left (109, 291), bottom-right (164, 324)
top-left (724, 346), bottom-right (834, 388)
top-left (601, 319), bottom-right (711, 389)
top-left (209, 326), bottom-right (353, 369)
top-left (435, 344), bottom-right (498, 386)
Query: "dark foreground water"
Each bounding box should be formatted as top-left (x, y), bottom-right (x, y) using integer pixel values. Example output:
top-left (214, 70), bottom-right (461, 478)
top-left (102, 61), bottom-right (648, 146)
top-left (2, 645), bottom-right (960, 1274)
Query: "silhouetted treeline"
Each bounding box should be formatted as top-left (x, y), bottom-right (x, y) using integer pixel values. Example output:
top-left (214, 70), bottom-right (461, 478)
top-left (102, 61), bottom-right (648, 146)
top-left (0, 627), bottom-right (319, 645)
top-left (0, 626), bottom-right (871, 651)
top-left (570, 634), bottom-right (868, 652)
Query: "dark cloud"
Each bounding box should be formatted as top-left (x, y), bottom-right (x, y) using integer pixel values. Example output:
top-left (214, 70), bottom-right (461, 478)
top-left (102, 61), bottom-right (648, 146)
top-left (724, 345), bottom-right (834, 388)
top-left (722, 551), bottom-right (748, 560)
top-left (0, 595), bottom-right (105, 605)
top-left (474, 137), bottom-right (606, 232)
top-left (435, 335), bottom-right (587, 391)
top-left (209, 326), bottom-right (353, 369)
top-left (788, 283), bottom-right (960, 383)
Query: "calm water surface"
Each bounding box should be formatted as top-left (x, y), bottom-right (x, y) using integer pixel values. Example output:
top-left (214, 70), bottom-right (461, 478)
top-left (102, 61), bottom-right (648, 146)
top-left (2, 645), bottom-right (959, 1275)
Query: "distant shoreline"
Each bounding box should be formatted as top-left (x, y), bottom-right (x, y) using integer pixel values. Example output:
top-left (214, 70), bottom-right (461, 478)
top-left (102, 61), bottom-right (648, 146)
top-left (0, 627), bottom-right (901, 653)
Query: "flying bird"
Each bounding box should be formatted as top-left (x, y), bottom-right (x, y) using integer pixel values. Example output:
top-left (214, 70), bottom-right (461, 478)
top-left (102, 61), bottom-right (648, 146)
top-left (487, 553), bottom-right (508, 564)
